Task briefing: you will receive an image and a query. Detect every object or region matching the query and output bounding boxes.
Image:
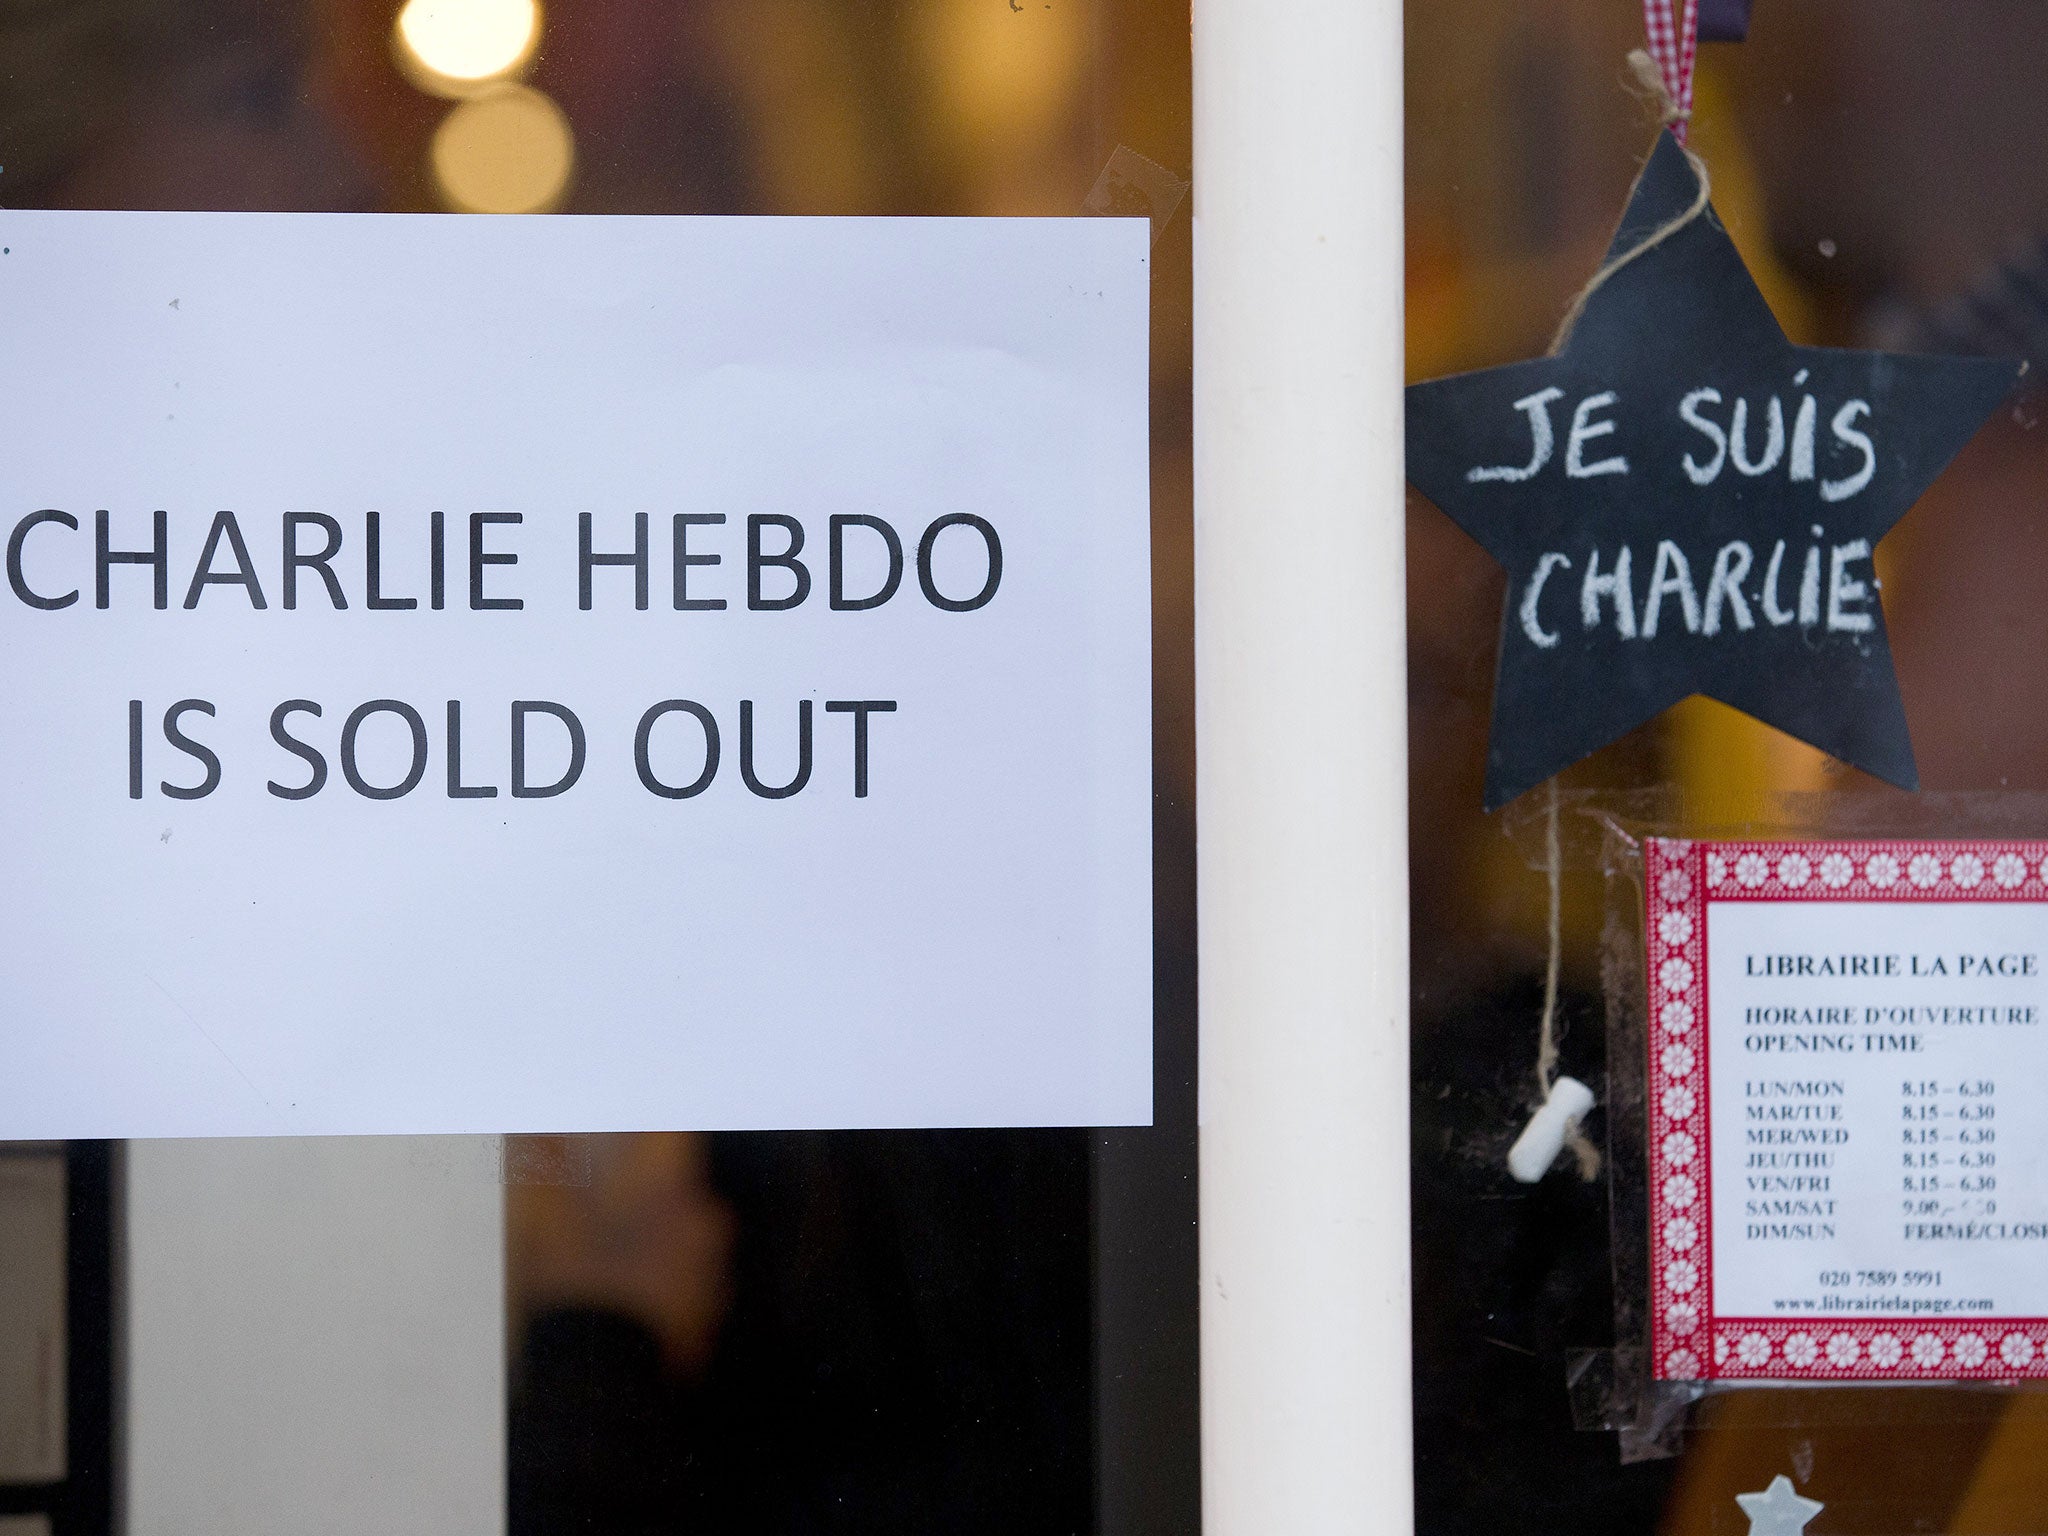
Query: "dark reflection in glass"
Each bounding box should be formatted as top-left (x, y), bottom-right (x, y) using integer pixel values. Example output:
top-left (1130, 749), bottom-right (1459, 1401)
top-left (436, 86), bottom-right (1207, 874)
top-left (509, 1132), bottom-right (1093, 1532)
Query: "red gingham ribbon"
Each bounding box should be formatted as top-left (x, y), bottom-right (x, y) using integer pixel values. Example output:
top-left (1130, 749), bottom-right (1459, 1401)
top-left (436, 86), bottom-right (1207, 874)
top-left (1643, 0), bottom-right (1701, 142)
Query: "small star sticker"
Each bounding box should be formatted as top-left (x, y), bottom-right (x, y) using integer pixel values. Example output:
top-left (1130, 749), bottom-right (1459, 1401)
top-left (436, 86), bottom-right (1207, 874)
top-left (1736, 1474), bottom-right (1824, 1536)
top-left (1406, 132), bottom-right (2021, 808)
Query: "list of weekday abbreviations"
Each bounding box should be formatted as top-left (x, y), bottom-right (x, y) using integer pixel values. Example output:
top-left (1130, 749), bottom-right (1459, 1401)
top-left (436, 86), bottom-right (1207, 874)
top-left (1705, 898), bottom-right (2048, 1321)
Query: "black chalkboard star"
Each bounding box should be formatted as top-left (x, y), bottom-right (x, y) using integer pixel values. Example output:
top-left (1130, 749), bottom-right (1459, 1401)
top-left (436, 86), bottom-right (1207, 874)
top-left (1407, 132), bottom-right (2023, 810)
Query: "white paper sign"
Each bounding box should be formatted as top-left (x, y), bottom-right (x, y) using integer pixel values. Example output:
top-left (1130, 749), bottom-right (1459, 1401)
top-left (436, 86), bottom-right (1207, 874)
top-left (0, 211), bottom-right (1152, 1137)
top-left (1647, 839), bottom-right (2048, 1382)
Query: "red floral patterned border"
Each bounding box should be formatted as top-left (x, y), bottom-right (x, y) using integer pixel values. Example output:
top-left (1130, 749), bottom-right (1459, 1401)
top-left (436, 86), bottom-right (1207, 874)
top-left (1646, 838), bottom-right (2048, 1382)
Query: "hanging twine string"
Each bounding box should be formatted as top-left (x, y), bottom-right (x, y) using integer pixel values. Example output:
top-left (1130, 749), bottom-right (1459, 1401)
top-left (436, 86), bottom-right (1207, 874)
top-left (1534, 779), bottom-right (1564, 1092)
top-left (1624, 45), bottom-right (1697, 142)
top-left (1548, 42), bottom-right (1712, 358)
top-left (1548, 0), bottom-right (1712, 354)
top-left (1512, 3), bottom-right (1709, 1183)
top-left (1522, 780), bottom-right (1601, 1182)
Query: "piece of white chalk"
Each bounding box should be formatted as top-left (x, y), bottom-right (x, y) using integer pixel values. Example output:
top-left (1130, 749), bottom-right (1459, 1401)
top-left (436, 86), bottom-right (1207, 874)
top-left (1507, 1075), bottom-right (1597, 1183)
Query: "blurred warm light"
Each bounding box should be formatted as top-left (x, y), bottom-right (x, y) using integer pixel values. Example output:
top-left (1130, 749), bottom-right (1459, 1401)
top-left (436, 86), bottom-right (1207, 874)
top-left (430, 85), bottom-right (574, 213)
top-left (395, 0), bottom-right (540, 97)
top-left (922, 0), bottom-right (1084, 146)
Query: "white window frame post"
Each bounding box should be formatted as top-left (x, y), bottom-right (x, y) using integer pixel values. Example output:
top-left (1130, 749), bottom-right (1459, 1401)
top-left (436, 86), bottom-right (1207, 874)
top-left (1194, 0), bottom-right (1412, 1530)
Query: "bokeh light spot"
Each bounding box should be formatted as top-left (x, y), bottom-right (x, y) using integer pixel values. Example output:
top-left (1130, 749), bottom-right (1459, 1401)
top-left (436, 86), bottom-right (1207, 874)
top-left (429, 85), bottom-right (574, 214)
top-left (396, 0), bottom-right (540, 95)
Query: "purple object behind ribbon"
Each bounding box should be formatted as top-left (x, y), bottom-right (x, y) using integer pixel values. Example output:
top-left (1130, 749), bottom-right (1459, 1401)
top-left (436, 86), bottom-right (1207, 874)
top-left (1699, 0), bottom-right (1751, 41)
